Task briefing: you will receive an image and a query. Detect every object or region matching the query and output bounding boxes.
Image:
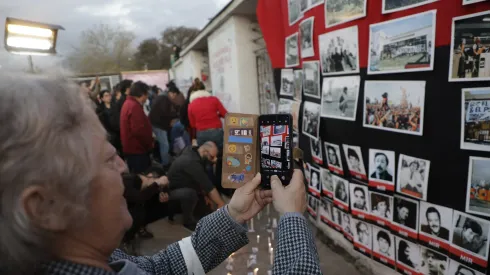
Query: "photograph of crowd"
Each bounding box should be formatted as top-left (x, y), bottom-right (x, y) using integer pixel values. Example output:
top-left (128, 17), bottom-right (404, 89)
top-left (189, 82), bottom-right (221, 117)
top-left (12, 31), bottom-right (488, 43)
top-left (321, 167), bottom-right (334, 198)
top-left (466, 157), bottom-right (490, 218)
top-left (278, 98), bottom-right (294, 114)
top-left (300, 17), bottom-right (315, 58)
top-left (419, 202), bottom-right (453, 251)
top-left (303, 61), bottom-right (321, 98)
top-left (368, 149), bottom-right (395, 191)
top-left (310, 138), bottom-right (324, 164)
top-left (285, 32), bottom-right (300, 67)
top-left (320, 75), bottom-right (360, 121)
top-left (448, 260), bottom-right (485, 275)
top-left (280, 69), bottom-right (295, 97)
top-left (449, 11), bottom-right (490, 82)
top-left (342, 144), bottom-right (367, 181)
top-left (324, 0), bottom-right (366, 28)
top-left (319, 25), bottom-right (360, 76)
top-left (461, 87), bottom-right (490, 152)
top-left (368, 10), bottom-right (436, 74)
top-left (288, 0), bottom-right (303, 25)
top-left (294, 70), bottom-right (303, 101)
top-left (325, 142), bottom-right (344, 175)
top-left (419, 246), bottom-right (448, 275)
top-left (397, 154), bottom-right (430, 201)
top-left (395, 237), bottom-right (421, 274)
top-left (302, 101), bottom-right (321, 139)
top-left (364, 81), bottom-right (426, 136)
top-left (372, 225), bottom-right (395, 268)
top-left (382, 0), bottom-right (436, 14)
top-left (451, 211), bottom-right (490, 267)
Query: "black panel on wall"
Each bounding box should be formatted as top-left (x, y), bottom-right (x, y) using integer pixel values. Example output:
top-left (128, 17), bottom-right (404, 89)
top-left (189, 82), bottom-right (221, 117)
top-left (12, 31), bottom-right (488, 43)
top-left (274, 46), bottom-right (490, 214)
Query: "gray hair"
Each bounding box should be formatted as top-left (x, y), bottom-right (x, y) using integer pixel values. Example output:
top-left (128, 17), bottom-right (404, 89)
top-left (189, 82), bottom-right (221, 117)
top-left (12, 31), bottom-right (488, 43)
top-left (0, 74), bottom-right (105, 273)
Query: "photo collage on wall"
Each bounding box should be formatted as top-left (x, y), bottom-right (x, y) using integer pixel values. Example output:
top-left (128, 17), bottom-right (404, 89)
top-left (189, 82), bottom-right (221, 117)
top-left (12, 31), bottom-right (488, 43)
top-left (282, 0), bottom-right (490, 274)
top-left (260, 124), bottom-right (291, 173)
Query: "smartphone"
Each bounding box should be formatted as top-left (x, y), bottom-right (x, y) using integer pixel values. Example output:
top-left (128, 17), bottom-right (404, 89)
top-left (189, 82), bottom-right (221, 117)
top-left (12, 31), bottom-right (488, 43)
top-left (259, 114), bottom-right (293, 189)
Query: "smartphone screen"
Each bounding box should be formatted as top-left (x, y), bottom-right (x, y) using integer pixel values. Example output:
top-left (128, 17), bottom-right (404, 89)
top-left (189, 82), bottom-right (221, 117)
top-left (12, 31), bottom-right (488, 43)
top-left (259, 114), bottom-right (293, 188)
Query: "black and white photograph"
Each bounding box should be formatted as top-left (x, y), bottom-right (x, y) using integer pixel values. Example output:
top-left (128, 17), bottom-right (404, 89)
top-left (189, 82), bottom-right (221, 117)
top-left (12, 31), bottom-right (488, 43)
top-left (321, 167), bottom-right (334, 199)
top-left (364, 80), bottom-right (426, 136)
top-left (303, 61), bottom-right (321, 99)
top-left (319, 197), bottom-right (334, 227)
top-left (370, 191), bottom-right (394, 229)
top-left (352, 217), bottom-right (373, 257)
top-left (261, 145), bottom-right (270, 155)
top-left (368, 149), bottom-right (396, 192)
top-left (294, 70), bottom-right (303, 101)
top-left (382, 0), bottom-right (437, 14)
top-left (309, 166), bottom-right (321, 198)
top-left (368, 10), bottom-right (436, 75)
top-left (463, 0), bottom-right (486, 5)
top-left (419, 246), bottom-right (448, 275)
top-left (302, 101), bottom-right (321, 139)
top-left (397, 154), bottom-right (430, 201)
top-left (324, 142), bottom-right (344, 175)
top-left (343, 213), bottom-right (354, 240)
top-left (342, 144), bottom-right (368, 181)
top-left (465, 157), bottom-right (490, 218)
top-left (319, 25), bottom-right (360, 76)
top-left (333, 174), bottom-right (349, 211)
top-left (307, 194), bottom-right (319, 218)
top-left (320, 75), bottom-right (360, 121)
top-left (392, 195), bottom-right (419, 241)
top-left (449, 11), bottom-right (490, 82)
top-left (285, 32), bottom-right (300, 68)
top-left (448, 260), bottom-right (485, 275)
top-left (419, 201), bottom-right (453, 253)
top-left (288, 0), bottom-right (303, 25)
top-left (270, 147), bottom-right (281, 158)
top-left (271, 135), bottom-right (283, 147)
top-left (261, 136), bottom-right (270, 147)
top-left (280, 69), bottom-right (295, 97)
top-left (310, 138), bottom-right (323, 165)
top-left (372, 225), bottom-right (396, 269)
top-left (332, 206), bottom-right (344, 232)
top-left (450, 211), bottom-right (490, 272)
top-left (349, 183), bottom-right (370, 220)
top-left (299, 17), bottom-right (315, 58)
top-left (278, 98), bottom-right (294, 114)
top-left (324, 0), bottom-right (366, 28)
top-left (395, 236), bottom-right (421, 275)
top-left (461, 87), bottom-right (490, 152)
top-left (261, 126), bottom-right (271, 137)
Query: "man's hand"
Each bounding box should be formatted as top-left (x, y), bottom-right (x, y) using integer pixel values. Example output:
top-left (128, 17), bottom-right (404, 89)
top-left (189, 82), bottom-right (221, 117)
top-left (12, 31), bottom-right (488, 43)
top-left (159, 192), bottom-right (169, 203)
top-left (228, 173), bottom-right (273, 224)
top-left (155, 176), bottom-right (169, 187)
top-left (271, 169), bottom-right (306, 216)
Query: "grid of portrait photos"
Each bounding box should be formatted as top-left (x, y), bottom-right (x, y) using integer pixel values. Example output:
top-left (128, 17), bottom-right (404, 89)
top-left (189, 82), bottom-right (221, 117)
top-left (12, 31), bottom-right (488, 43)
top-left (260, 124), bottom-right (291, 172)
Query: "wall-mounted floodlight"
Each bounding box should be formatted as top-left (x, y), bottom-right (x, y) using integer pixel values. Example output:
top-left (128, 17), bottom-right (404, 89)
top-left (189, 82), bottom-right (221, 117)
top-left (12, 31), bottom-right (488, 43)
top-left (4, 17), bottom-right (64, 56)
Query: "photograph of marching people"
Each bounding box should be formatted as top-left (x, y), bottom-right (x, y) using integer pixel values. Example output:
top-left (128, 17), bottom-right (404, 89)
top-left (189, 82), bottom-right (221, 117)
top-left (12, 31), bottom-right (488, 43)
top-left (465, 157), bottom-right (490, 217)
top-left (448, 260), bottom-right (485, 275)
top-left (449, 11), bottom-right (490, 82)
top-left (342, 144), bottom-right (368, 181)
top-left (342, 212), bottom-right (354, 242)
top-left (395, 236), bottom-right (421, 275)
top-left (370, 191), bottom-right (394, 229)
top-left (285, 32), bottom-right (300, 67)
top-left (333, 175), bottom-right (350, 211)
top-left (352, 217), bottom-right (373, 257)
top-left (332, 205), bottom-right (344, 232)
top-left (450, 211), bottom-right (490, 272)
top-left (392, 195), bottom-right (419, 242)
top-left (303, 61), bottom-right (321, 99)
top-left (419, 246), bottom-right (449, 275)
top-left (299, 17), bottom-right (315, 58)
top-left (382, 0), bottom-right (437, 14)
top-left (397, 154), bottom-right (430, 201)
top-left (321, 167), bottom-right (334, 199)
top-left (350, 183), bottom-right (370, 220)
top-left (461, 87), bottom-right (490, 152)
top-left (280, 69), bottom-right (295, 97)
top-left (278, 98), bottom-right (294, 114)
top-left (368, 10), bottom-right (436, 74)
top-left (372, 225), bottom-right (396, 269)
top-left (419, 201), bottom-right (454, 254)
top-left (302, 101), bottom-right (321, 139)
top-left (324, 0), bottom-right (366, 28)
top-left (310, 138), bottom-right (324, 165)
top-left (294, 70), bottom-right (303, 101)
top-left (319, 197), bottom-right (334, 227)
top-left (309, 165), bottom-right (322, 197)
top-left (288, 0), bottom-right (303, 25)
top-left (320, 75), bottom-right (360, 121)
top-left (364, 80), bottom-right (426, 136)
top-left (319, 26), bottom-right (360, 76)
top-left (368, 149), bottom-right (396, 191)
top-left (325, 142), bottom-right (344, 175)
top-left (307, 194), bottom-right (319, 218)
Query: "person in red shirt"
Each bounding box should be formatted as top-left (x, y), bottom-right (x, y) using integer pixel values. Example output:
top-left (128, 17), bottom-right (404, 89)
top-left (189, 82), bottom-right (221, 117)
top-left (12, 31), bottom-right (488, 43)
top-left (120, 81), bottom-right (153, 173)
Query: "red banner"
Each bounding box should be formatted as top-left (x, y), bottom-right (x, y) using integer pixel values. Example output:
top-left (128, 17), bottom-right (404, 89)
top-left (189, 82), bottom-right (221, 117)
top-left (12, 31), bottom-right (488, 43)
top-left (322, 190), bottom-right (333, 199)
top-left (418, 233), bottom-right (450, 252)
top-left (351, 209), bottom-right (371, 221)
top-left (329, 165), bottom-right (344, 176)
top-left (334, 200), bottom-right (349, 212)
top-left (391, 223), bottom-right (418, 240)
top-left (350, 170), bottom-right (368, 181)
top-left (450, 245), bottom-right (487, 270)
top-left (372, 251), bottom-right (396, 268)
top-left (369, 215), bottom-right (392, 229)
top-left (353, 242), bottom-right (372, 257)
top-left (396, 262), bottom-right (421, 275)
top-left (313, 156), bottom-right (323, 165)
top-left (308, 188), bottom-right (321, 198)
top-left (307, 207), bottom-right (317, 218)
top-left (368, 180), bottom-right (394, 192)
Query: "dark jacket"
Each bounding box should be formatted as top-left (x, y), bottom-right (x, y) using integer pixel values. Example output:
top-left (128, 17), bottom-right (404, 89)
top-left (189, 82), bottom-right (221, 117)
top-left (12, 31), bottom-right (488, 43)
top-left (96, 103), bottom-right (117, 135)
top-left (421, 225), bottom-right (450, 240)
top-left (111, 94), bottom-right (126, 132)
top-left (370, 170), bottom-right (393, 181)
top-left (120, 97), bottom-right (153, 155)
top-left (167, 147), bottom-right (214, 194)
top-left (149, 94), bottom-right (180, 131)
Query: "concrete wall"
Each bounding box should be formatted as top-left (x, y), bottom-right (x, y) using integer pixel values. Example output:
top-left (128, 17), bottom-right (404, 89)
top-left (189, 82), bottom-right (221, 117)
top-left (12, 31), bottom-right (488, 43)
top-left (173, 50), bottom-right (211, 94)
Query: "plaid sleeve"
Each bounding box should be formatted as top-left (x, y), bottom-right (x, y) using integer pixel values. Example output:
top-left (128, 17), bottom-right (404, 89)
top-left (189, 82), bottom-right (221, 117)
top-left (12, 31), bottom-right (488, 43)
top-left (109, 206), bottom-right (248, 274)
top-left (273, 213), bottom-right (322, 275)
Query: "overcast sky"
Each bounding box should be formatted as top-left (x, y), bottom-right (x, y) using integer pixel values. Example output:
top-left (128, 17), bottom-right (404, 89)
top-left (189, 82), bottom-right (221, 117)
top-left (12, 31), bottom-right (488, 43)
top-left (0, 0), bottom-right (231, 71)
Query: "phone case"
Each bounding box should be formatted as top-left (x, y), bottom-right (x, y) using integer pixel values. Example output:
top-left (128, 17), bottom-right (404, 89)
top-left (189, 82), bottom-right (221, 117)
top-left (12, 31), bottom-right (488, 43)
top-left (222, 113), bottom-right (260, 189)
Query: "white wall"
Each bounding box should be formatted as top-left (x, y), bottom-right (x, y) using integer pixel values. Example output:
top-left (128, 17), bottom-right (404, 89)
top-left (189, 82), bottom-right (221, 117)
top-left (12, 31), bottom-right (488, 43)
top-left (173, 50), bottom-right (211, 94)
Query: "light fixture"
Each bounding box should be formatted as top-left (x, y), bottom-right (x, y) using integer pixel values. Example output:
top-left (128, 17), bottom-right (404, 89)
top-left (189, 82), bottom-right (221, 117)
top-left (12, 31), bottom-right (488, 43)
top-left (4, 17), bottom-right (64, 55)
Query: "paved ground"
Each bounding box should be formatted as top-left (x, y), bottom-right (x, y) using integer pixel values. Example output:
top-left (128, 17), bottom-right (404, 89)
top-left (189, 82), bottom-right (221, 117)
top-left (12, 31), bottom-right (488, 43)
top-left (136, 207), bottom-right (362, 275)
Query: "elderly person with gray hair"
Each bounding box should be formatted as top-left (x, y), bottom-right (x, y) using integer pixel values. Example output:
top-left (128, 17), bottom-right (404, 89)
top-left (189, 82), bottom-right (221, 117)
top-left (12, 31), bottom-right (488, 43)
top-left (0, 74), bottom-right (322, 275)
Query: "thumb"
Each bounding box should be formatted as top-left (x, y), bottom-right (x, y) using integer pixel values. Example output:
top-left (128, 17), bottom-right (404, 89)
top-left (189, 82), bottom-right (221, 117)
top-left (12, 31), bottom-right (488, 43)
top-left (242, 173), bottom-right (261, 193)
top-left (270, 175), bottom-right (284, 193)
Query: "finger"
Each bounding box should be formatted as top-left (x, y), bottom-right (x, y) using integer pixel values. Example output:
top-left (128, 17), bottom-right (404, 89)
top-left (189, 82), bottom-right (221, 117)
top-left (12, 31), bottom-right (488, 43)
top-left (270, 175), bottom-right (283, 193)
top-left (259, 189), bottom-right (273, 200)
top-left (254, 189), bottom-right (267, 207)
top-left (241, 173), bottom-right (262, 193)
top-left (287, 169), bottom-right (304, 189)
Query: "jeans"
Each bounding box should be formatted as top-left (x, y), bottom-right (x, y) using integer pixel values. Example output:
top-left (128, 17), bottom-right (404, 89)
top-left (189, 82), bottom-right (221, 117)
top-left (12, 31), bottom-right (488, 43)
top-left (170, 121), bottom-right (191, 147)
top-left (126, 153), bottom-right (151, 174)
top-left (169, 188), bottom-right (198, 225)
top-left (196, 128), bottom-right (224, 150)
top-left (153, 126), bottom-right (170, 166)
